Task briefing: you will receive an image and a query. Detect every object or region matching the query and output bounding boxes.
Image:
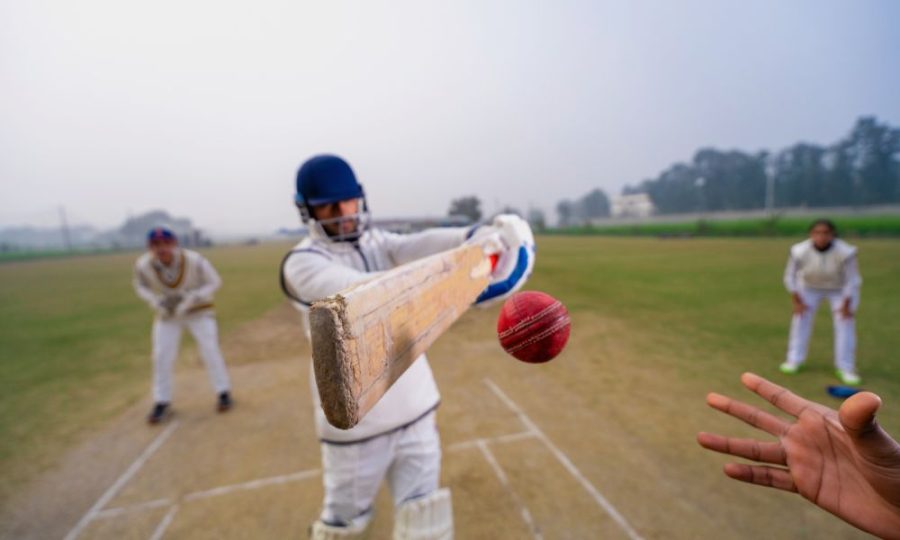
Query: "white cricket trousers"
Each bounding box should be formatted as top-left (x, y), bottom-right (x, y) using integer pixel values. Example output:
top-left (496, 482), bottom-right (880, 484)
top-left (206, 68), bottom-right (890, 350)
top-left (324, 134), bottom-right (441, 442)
top-left (319, 410), bottom-right (441, 528)
top-left (786, 288), bottom-right (859, 373)
top-left (151, 313), bottom-right (231, 403)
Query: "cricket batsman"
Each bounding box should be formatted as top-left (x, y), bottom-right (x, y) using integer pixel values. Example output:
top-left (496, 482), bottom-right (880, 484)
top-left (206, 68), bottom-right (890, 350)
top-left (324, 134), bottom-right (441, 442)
top-left (280, 155), bottom-right (534, 539)
top-left (133, 227), bottom-right (234, 424)
top-left (780, 219), bottom-right (863, 385)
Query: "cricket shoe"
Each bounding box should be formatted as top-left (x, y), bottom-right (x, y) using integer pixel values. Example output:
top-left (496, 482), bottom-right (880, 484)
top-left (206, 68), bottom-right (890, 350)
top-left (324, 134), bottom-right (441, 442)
top-left (779, 362), bottom-right (801, 375)
top-left (836, 370), bottom-right (861, 386)
top-left (217, 391), bottom-right (233, 412)
top-left (147, 403), bottom-right (172, 424)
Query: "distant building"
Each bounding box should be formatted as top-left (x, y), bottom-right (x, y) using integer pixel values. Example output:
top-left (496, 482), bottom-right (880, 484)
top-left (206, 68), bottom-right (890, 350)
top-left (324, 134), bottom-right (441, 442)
top-left (611, 193), bottom-right (655, 218)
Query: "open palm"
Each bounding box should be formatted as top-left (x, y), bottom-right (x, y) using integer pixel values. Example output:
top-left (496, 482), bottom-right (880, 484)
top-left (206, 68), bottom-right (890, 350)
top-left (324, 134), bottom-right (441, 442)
top-left (698, 372), bottom-right (900, 539)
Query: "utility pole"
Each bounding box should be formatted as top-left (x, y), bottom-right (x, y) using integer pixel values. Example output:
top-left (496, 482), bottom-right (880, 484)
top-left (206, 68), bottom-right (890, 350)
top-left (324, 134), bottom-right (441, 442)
top-left (59, 206), bottom-right (72, 251)
top-left (765, 157), bottom-right (776, 216)
top-left (695, 176), bottom-right (706, 215)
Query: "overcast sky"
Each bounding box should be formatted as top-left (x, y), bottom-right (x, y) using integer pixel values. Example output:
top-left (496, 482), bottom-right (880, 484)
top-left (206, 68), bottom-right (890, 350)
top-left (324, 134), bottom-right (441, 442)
top-left (2, 0), bottom-right (899, 235)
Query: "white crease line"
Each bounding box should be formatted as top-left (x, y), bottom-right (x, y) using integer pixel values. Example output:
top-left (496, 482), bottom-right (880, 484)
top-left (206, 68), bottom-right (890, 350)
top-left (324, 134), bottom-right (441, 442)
top-left (63, 421), bottom-right (180, 540)
top-left (476, 440), bottom-right (544, 540)
top-left (484, 379), bottom-right (644, 540)
top-left (148, 504), bottom-right (179, 540)
top-left (183, 468), bottom-right (321, 501)
top-left (493, 430), bottom-right (539, 445)
top-left (446, 431), bottom-right (536, 452)
top-left (94, 498), bottom-right (172, 519)
top-left (89, 468), bottom-right (323, 520)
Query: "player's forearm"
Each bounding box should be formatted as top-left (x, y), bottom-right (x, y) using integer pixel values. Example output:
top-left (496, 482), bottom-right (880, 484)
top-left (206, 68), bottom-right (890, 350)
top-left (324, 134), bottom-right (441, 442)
top-left (133, 278), bottom-right (161, 309)
top-left (387, 227), bottom-right (470, 266)
top-left (188, 282), bottom-right (219, 303)
top-left (841, 256), bottom-right (862, 300)
top-left (783, 258), bottom-right (798, 293)
top-left (191, 259), bottom-right (222, 300)
top-left (284, 257), bottom-right (375, 305)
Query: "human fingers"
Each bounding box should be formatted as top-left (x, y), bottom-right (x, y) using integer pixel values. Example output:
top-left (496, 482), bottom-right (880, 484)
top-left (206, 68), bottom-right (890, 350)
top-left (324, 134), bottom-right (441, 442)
top-left (840, 392), bottom-right (900, 468)
top-left (697, 432), bottom-right (787, 465)
top-left (706, 392), bottom-right (790, 436)
top-left (841, 392), bottom-right (881, 431)
top-left (723, 463), bottom-right (797, 492)
top-left (741, 372), bottom-right (813, 418)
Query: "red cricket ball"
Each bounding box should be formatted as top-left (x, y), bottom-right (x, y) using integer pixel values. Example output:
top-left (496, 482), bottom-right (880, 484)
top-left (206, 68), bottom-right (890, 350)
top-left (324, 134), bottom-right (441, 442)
top-left (497, 291), bottom-right (571, 363)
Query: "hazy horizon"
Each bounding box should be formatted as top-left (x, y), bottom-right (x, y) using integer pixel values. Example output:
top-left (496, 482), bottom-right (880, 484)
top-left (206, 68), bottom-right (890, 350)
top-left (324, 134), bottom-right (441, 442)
top-left (3, 1), bottom-right (899, 235)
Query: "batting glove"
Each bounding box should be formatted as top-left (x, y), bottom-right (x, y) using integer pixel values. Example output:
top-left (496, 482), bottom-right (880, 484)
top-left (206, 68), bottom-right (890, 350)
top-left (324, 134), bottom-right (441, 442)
top-left (468, 214), bottom-right (536, 307)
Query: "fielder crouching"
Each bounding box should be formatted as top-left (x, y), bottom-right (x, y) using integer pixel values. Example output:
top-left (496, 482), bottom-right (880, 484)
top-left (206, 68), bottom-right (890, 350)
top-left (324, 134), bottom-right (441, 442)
top-left (280, 155), bottom-right (534, 539)
top-left (780, 219), bottom-right (863, 385)
top-left (133, 227), bottom-right (234, 424)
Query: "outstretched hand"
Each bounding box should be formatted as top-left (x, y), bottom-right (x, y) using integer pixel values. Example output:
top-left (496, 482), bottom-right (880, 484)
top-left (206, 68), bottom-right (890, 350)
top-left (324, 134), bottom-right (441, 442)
top-left (698, 372), bottom-right (900, 539)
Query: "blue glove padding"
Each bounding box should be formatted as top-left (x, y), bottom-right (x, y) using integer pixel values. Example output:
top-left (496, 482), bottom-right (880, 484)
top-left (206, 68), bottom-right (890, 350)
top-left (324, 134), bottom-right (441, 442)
top-left (471, 214), bottom-right (536, 307)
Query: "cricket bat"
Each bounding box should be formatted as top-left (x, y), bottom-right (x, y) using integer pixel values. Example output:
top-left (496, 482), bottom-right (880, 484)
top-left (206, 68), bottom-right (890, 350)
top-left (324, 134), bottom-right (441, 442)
top-left (310, 242), bottom-right (494, 429)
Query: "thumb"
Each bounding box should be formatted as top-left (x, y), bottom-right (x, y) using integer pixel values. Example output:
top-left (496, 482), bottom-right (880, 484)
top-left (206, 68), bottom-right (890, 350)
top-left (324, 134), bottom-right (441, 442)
top-left (840, 392), bottom-right (881, 432)
top-left (839, 392), bottom-right (900, 466)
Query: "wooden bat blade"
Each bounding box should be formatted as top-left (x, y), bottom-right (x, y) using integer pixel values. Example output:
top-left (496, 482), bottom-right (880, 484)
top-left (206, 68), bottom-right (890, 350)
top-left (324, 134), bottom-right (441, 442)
top-left (310, 243), bottom-right (491, 429)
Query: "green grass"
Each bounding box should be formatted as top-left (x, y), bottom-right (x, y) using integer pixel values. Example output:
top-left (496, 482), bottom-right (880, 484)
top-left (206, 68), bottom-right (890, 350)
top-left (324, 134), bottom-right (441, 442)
top-left (0, 247), bottom-right (127, 263)
top-left (556, 214), bottom-right (900, 237)
top-left (2, 236), bottom-right (899, 514)
top-left (527, 236), bottom-right (900, 430)
top-left (0, 242), bottom-right (293, 500)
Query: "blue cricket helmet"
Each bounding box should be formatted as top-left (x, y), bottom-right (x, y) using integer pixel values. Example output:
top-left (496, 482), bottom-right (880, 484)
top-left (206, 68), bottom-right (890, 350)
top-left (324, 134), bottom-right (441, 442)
top-left (295, 155), bottom-right (365, 207)
top-left (147, 227), bottom-right (176, 243)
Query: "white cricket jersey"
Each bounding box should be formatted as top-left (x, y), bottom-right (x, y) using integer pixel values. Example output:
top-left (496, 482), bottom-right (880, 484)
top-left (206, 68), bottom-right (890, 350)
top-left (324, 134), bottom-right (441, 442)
top-left (783, 238), bottom-right (861, 298)
top-left (281, 225), bottom-right (469, 443)
top-left (133, 248), bottom-right (222, 315)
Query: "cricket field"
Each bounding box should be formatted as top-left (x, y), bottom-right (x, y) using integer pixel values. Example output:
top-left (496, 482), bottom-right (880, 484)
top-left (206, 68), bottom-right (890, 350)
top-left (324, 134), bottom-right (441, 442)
top-left (1, 236), bottom-right (898, 539)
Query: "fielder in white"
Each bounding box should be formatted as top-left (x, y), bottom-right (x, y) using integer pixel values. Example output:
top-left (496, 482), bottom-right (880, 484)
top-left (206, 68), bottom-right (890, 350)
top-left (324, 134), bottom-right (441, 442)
top-left (133, 227), bottom-right (233, 424)
top-left (780, 219), bottom-right (862, 385)
top-left (280, 155), bottom-right (534, 539)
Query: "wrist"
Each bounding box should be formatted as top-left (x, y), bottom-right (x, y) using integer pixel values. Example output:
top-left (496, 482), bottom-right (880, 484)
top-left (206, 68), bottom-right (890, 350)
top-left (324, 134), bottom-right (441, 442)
top-left (866, 506), bottom-right (900, 540)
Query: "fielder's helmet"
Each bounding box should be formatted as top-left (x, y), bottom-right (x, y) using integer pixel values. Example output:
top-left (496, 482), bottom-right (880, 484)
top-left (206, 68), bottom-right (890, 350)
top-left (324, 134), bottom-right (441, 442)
top-left (147, 227), bottom-right (176, 244)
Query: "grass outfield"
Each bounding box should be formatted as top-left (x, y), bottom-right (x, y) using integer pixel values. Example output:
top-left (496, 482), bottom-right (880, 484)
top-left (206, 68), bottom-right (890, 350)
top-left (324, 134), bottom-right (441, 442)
top-left (1, 236), bottom-right (899, 516)
top-left (0, 242), bottom-right (293, 502)
top-left (0, 248), bottom-right (118, 264)
top-left (557, 214), bottom-right (900, 237)
top-left (533, 235), bottom-right (899, 393)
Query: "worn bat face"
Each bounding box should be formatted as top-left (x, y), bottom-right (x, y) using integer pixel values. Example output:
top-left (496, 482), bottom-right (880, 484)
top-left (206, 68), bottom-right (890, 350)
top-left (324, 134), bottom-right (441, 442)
top-left (310, 242), bottom-right (492, 429)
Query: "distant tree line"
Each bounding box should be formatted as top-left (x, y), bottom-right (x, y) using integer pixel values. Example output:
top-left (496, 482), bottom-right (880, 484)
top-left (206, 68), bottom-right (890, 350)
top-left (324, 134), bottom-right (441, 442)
top-left (0, 209), bottom-right (209, 250)
top-left (447, 116), bottom-right (899, 230)
top-left (556, 189), bottom-right (611, 227)
top-left (447, 195), bottom-right (549, 232)
top-left (448, 196), bottom-right (483, 223)
top-left (623, 116), bottom-right (900, 214)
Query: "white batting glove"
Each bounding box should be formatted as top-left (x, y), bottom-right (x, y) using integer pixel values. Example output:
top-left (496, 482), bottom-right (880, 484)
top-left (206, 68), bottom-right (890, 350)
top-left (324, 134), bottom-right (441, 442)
top-left (468, 214), bottom-right (536, 307)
